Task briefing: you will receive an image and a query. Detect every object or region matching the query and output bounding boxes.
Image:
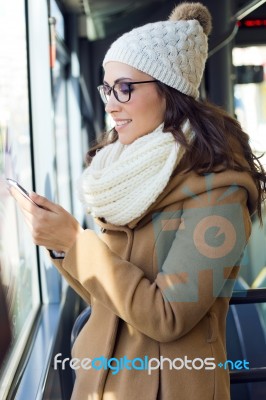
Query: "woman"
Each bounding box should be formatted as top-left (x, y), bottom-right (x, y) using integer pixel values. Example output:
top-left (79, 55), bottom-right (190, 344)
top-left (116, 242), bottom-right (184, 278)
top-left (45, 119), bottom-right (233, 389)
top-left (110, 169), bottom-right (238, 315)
top-left (10, 2), bottom-right (266, 399)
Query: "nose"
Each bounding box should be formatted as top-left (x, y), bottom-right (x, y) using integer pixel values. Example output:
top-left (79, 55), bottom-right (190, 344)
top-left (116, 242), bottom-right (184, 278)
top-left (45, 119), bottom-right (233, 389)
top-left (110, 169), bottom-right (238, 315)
top-left (105, 91), bottom-right (121, 113)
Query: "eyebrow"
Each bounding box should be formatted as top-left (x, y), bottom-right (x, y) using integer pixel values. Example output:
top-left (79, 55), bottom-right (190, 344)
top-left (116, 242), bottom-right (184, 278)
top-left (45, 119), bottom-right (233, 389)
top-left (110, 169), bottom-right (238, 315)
top-left (103, 77), bottom-right (134, 85)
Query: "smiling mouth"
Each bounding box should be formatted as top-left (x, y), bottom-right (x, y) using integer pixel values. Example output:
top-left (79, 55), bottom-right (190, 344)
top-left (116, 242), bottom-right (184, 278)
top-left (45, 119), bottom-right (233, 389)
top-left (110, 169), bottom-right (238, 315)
top-left (116, 120), bottom-right (132, 127)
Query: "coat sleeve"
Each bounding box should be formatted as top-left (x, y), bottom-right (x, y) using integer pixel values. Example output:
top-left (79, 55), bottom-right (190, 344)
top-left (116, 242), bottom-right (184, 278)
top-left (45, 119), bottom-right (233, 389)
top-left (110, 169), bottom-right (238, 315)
top-left (58, 186), bottom-right (251, 342)
top-left (49, 257), bottom-right (91, 305)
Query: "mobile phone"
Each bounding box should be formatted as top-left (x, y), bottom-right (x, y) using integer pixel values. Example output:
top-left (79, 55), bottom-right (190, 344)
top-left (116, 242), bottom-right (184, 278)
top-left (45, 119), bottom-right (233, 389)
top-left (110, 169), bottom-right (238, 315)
top-left (6, 178), bottom-right (40, 207)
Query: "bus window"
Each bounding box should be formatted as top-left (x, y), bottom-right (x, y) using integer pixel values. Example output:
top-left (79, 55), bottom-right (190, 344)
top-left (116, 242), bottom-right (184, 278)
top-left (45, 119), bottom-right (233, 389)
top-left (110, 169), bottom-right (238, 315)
top-left (233, 46), bottom-right (266, 295)
top-left (0, 1), bottom-right (40, 397)
top-left (233, 46), bottom-right (266, 160)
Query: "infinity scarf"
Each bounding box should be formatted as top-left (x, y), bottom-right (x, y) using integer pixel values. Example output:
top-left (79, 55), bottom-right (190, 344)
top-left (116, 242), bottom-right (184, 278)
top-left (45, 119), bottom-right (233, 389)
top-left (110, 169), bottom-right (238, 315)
top-left (79, 124), bottom-right (191, 226)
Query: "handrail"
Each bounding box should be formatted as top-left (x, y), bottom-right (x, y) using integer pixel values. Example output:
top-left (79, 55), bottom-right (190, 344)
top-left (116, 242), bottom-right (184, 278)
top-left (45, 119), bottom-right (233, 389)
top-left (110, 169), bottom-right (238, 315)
top-left (230, 367), bottom-right (266, 383)
top-left (233, 0), bottom-right (266, 21)
top-left (208, 24), bottom-right (238, 58)
top-left (230, 288), bottom-right (266, 304)
top-left (208, 0), bottom-right (266, 58)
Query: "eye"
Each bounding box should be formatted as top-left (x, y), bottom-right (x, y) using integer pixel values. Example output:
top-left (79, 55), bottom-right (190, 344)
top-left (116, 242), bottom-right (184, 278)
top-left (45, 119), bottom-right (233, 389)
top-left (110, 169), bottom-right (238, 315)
top-left (117, 82), bottom-right (131, 94)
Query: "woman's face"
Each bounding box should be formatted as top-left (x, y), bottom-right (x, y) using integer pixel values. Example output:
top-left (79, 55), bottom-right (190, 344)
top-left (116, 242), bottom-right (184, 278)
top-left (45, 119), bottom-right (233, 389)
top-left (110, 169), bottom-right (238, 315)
top-left (103, 62), bottom-right (166, 145)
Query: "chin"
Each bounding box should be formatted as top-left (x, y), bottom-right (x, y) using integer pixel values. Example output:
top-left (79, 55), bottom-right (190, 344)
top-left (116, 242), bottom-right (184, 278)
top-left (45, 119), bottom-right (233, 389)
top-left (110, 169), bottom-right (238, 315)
top-left (118, 138), bottom-right (133, 145)
top-left (118, 134), bottom-right (135, 145)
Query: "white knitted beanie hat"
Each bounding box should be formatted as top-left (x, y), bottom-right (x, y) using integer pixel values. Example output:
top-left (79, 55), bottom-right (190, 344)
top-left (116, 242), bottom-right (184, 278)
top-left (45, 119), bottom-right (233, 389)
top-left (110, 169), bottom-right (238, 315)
top-left (103, 2), bottom-right (212, 99)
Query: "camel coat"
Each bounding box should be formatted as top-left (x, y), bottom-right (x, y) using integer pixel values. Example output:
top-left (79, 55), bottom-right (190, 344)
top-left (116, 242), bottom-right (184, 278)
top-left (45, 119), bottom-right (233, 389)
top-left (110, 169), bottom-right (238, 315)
top-left (52, 167), bottom-right (258, 400)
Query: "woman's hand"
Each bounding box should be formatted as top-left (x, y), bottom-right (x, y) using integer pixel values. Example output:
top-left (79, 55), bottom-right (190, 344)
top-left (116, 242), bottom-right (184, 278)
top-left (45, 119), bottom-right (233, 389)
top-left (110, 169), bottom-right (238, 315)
top-left (9, 188), bottom-right (84, 253)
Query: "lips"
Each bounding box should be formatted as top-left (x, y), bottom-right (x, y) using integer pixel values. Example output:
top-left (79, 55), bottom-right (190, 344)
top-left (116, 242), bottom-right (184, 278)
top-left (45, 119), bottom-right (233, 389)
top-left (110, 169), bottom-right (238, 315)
top-left (115, 119), bottom-right (132, 127)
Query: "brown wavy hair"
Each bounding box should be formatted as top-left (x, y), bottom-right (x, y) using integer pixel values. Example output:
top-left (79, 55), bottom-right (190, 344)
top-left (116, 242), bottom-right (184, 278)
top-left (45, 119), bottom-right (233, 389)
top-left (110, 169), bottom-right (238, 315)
top-left (86, 82), bottom-right (266, 221)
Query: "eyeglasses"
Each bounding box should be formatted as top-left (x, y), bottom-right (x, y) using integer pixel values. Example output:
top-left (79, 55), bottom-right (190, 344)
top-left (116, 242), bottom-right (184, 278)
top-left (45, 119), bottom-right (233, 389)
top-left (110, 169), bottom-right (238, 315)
top-left (97, 80), bottom-right (159, 104)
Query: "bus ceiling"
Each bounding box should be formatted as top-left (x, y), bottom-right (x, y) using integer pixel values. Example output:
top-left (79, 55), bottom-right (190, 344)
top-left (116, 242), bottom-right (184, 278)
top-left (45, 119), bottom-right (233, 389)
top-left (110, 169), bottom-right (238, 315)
top-left (59, 0), bottom-right (266, 41)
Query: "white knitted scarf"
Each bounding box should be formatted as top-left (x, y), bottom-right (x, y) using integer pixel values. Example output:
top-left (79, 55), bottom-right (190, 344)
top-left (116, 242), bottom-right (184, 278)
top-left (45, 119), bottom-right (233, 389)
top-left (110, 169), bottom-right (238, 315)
top-left (79, 124), bottom-right (190, 226)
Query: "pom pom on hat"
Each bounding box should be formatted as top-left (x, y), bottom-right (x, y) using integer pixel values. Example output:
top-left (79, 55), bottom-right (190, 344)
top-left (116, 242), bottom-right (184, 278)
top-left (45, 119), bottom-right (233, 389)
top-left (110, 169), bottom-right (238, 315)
top-left (169, 2), bottom-right (212, 36)
top-left (103, 2), bottom-right (212, 99)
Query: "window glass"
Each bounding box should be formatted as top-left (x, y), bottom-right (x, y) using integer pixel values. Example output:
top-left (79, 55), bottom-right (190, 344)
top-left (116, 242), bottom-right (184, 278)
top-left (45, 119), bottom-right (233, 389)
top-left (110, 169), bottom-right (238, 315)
top-left (0, 1), bottom-right (40, 396)
top-left (233, 46), bottom-right (266, 291)
top-left (233, 46), bottom-right (266, 157)
top-left (50, 0), bottom-right (65, 41)
top-left (52, 58), bottom-right (72, 212)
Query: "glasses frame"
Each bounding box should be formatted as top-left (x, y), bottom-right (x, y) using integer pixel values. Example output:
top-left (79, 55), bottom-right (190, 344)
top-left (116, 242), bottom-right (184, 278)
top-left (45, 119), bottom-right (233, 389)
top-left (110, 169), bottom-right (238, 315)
top-left (97, 80), bottom-right (159, 104)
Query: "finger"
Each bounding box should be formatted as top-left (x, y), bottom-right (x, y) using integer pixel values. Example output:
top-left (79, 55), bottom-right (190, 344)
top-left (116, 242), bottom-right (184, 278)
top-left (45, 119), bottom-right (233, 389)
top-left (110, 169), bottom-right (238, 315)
top-left (29, 192), bottom-right (60, 213)
top-left (9, 186), bottom-right (37, 212)
top-left (9, 196), bottom-right (38, 229)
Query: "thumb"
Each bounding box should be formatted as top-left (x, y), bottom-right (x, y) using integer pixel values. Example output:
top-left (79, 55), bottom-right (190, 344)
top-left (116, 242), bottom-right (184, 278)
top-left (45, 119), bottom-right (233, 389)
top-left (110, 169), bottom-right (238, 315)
top-left (29, 192), bottom-right (58, 212)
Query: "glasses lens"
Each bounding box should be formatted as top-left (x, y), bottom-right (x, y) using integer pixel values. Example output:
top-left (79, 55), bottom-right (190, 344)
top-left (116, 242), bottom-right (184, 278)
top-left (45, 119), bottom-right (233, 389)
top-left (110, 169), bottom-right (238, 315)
top-left (99, 85), bottom-right (110, 104)
top-left (114, 82), bottom-right (131, 103)
top-left (97, 82), bottom-right (131, 104)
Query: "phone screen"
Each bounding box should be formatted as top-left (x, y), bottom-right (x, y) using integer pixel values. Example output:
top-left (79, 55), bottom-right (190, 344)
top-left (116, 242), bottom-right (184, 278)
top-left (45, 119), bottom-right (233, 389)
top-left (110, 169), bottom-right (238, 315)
top-left (6, 178), bottom-right (40, 207)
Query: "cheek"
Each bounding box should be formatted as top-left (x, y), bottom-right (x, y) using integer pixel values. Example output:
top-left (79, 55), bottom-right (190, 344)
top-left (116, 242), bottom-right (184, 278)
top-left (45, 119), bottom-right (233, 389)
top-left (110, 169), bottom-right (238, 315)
top-left (135, 96), bottom-right (165, 120)
top-left (133, 103), bottom-right (165, 137)
top-left (147, 97), bottom-right (166, 124)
